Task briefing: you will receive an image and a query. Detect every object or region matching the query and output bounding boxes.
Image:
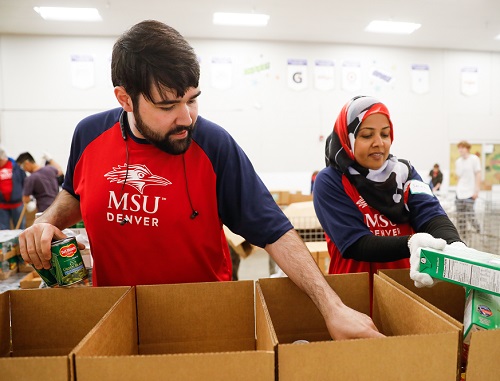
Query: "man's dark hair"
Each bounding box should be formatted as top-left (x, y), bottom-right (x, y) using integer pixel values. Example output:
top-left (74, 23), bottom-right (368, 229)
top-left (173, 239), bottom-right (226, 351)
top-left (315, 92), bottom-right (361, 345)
top-left (16, 152), bottom-right (35, 165)
top-left (111, 20), bottom-right (200, 105)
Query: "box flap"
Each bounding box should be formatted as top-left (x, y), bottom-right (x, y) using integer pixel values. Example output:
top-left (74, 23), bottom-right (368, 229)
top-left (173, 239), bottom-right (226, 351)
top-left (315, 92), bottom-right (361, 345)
top-left (72, 287), bottom-right (138, 357)
top-left (0, 356), bottom-right (69, 381)
top-left (255, 281), bottom-right (278, 351)
top-left (10, 286), bottom-right (130, 356)
top-left (373, 274), bottom-right (460, 336)
top-left (278, 334), bottom-right (459, 381)
top-left (136, 281), bottom-right (255, 354)
top-left (0, 292), bottom-right (9, 357)
top-left (378, 268), bottom-right (465, 326)
top-left (76, 351), bottom-right (274, 381)
top-left (465, 328), bottom-right (500, 381)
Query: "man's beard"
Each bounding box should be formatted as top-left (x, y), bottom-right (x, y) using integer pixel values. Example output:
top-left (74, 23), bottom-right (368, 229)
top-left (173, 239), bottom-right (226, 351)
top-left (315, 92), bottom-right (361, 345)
top-left (133, 110), bottom-right (193, 155)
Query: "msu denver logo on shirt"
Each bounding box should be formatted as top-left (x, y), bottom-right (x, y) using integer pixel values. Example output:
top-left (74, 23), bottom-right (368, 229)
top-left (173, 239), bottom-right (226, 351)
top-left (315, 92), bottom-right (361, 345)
top-left (104, 164), bottom-right (171, 194)
top-left (104, 164), bottom-right (171, 226)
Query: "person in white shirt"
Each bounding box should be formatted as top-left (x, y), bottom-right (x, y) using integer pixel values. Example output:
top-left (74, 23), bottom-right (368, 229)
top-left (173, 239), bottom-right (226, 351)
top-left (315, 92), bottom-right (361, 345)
top-left (455, 140), bottom-right (481, 237)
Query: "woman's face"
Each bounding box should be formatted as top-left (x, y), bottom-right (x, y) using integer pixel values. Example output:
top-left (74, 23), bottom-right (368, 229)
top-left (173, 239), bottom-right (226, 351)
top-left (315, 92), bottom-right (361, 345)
top-left (353, 113), bottom-right (392, 170)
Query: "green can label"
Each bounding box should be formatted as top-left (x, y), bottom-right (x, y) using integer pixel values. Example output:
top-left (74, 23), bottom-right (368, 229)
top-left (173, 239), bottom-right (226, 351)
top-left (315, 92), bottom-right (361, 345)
top-left (33, 267), bottom-right (59, 287)
top-left (50, 237), bottom-right (88, 286)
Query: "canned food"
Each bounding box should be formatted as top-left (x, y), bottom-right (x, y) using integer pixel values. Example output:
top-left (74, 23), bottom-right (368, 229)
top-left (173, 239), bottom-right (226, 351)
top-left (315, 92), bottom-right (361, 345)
top-left (33, 267), bottom-right (59, 287)
top-left (50, 237), bottom-right (89, 286)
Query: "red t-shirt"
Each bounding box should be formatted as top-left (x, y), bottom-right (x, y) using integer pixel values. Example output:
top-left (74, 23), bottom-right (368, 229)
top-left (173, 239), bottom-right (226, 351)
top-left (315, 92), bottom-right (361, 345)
top-left (0, 160), bottom-right (14, 204)
top-left (326, 175), bottom-right (411, 277)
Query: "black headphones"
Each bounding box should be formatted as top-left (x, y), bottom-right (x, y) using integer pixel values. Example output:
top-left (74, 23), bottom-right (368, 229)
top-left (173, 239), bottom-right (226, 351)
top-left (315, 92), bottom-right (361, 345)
top-left (118, 110), bottom-right (130, 225)
top-left (119, 110), bottom-right (127, 141)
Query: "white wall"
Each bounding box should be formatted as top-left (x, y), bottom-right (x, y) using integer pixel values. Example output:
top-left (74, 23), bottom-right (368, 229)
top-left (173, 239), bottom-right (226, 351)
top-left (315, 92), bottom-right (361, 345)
top-left (1, 34), bottom-right (499, 194)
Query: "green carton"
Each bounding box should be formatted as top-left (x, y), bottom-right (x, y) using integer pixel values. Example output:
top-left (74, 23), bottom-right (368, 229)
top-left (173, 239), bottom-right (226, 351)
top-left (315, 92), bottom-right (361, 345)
top-left (419, 246), bottom-right (500, 297)
top-left (463, 289), bottom-right (500, 344)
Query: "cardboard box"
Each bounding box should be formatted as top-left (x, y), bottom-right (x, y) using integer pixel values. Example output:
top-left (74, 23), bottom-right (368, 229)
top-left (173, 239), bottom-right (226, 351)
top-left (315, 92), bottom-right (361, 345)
top-left (256, 273), bottom-right (461, 381)
top-left (223, 226), bottom-right (254, 259)
top-left (73, 280), bottom-right (274, 381)
top-left (378, 268), bottom-right (500, 381)
top-left (0, 230), bottom-right (20, 261)
top-left (0, 286), bottom-right (131, 381)
top-left (305, 241), bottom-right (329, 274)
top-left (288, 191), bottom-right (313, 204)
top-left (419, 246), bottom-right (500, 296)
top-left (19, 270), bottom-right (42, 289)
top-left (270, 190), bottom-right (291, 206)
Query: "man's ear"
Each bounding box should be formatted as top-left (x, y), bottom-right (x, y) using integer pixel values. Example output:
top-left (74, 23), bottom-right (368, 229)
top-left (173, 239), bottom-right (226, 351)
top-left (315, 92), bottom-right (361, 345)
top-left (114, 86), bottom-right (133, 112)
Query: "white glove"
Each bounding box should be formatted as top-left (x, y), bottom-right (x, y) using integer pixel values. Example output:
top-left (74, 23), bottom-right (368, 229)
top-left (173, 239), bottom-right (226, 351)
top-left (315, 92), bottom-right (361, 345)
top-left (42, 151), bottom-right (52, 162)
top-left (26, 200), bottom-right (37, 212)
top-left (449, 241), bottom-right (467, 249)
top-left (408, 233), bottom-right (446, 288)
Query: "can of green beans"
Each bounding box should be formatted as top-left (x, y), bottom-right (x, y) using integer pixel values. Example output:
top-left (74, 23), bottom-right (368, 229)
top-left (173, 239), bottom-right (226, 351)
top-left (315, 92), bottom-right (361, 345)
top-left (33, 267), bottom-right (59, 287)
top-left (50, 237), bottom-right (88, 286)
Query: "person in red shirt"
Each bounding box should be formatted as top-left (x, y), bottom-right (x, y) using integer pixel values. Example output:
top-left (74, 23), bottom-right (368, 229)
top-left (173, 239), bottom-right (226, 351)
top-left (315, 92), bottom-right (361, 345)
top-left (18, 20), bottom-right (383, 341)
top-left (0, 146), bottom-right (26, 229)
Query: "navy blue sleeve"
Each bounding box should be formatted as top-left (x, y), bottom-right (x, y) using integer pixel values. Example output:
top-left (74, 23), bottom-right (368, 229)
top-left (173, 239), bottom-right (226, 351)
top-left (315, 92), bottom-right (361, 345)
top-left (313, 167), bottom-right (372, 254)
top-left (193, 116), bottom-right (292, 248)
top-left (406, 167), bottom-right (448, 230)
top-left (62, 108), bottom-right (122, 200)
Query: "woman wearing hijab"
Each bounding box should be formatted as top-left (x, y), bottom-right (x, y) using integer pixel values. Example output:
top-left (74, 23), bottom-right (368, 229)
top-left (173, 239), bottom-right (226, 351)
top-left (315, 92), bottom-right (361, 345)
top-left (313, 96), bottom-right (464, 290)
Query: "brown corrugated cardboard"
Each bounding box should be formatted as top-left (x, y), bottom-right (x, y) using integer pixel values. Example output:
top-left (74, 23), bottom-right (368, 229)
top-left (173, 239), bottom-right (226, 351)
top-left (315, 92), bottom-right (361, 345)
top-left (465, 329), bottom-right (500, 381)
top-left (378, 268), bottom-right (465, 324)
top-left (73, 280), bottom-right (274, 381)
top-left (0, 286), bottom-right (131, 381)
top-left (19, 270), bottom-right (42, 289)
top-left (270, 190), bottom-right (291, 206)
top-left (256, 273), bottom-right (461, 381)
top-left (287, 191), bottom-right (313, 204)
top-left (378, 268), bottom-right (500, 381)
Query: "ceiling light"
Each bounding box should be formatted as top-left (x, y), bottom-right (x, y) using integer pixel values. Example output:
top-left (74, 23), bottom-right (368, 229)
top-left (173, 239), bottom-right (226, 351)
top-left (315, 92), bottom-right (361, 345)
top-left (495, 34), bottom-right (500, 40)
top-left (365, 20), bottom-right (421, 34)
top-left (213, 12), bottom-right (269, 27)
top-left (34, 7), bottom-right (102, 22)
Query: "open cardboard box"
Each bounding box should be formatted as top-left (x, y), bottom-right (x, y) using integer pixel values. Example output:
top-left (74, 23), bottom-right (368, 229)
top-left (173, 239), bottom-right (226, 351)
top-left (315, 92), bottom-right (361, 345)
top-left (0, 286), bottom-right (131, 381)
top-left (73, 280), bottom-right (274, 381)
top-left (256, 273), bottom-right (461, 381)
top-left (379, 268), bottom-right (500, 381)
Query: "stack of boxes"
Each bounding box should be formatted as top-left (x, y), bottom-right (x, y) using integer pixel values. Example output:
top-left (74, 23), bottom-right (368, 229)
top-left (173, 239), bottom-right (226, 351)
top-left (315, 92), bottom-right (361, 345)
top-left (0, 230), bottom-right (22, 280)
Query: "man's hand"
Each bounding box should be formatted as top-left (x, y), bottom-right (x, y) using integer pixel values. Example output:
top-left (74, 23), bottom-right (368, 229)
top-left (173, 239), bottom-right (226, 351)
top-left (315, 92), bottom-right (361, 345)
top-left (19, 223), bottom-right (84, 270)
top-left (265, 229), bottom-right (384, 340)
top-left (326, 303), bottom-right (385, 340)
top-left (408, 233), bottom-right (446, 288)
